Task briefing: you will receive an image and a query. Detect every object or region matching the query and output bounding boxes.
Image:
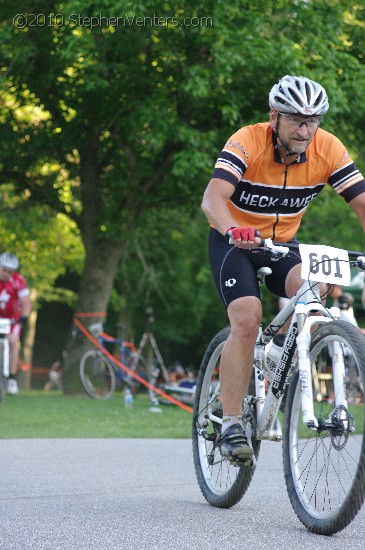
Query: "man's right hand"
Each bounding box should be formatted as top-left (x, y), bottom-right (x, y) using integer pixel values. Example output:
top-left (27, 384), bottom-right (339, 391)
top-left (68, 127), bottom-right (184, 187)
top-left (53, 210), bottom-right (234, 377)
top-left (225, 226), bottom-right (261, 247)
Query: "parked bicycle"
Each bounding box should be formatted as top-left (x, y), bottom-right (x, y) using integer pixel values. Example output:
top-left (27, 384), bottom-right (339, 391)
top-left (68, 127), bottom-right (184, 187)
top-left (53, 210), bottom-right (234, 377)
top-left (192, 240), bottom-right (365, 535)
top-left (0, 317), bottom-right (11, 401)
top-left (80, 332), bottom-right (150, 400)
top-left (79, 308), bottom-right (170, 404)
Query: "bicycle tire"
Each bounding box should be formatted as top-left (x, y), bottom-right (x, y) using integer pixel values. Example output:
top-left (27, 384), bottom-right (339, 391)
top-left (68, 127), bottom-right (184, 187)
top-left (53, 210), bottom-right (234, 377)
top-left (283, 320), bottom-right (365, 535)
top-left (192, 327), bottom-right (260, 508)
top-left (80, 349), bottom-right (116, 400)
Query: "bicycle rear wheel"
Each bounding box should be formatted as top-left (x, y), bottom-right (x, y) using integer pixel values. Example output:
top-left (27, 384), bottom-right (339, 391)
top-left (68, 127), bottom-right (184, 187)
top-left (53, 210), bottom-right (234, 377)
top-left (80, 349), bottom-right (116, 400)
top-left (192, 327), bottom-right (260, 508)
top-left (283, 320), bottom-right (365, 535)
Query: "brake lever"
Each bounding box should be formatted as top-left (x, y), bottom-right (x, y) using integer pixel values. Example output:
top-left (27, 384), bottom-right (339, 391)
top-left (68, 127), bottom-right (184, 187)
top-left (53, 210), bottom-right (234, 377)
top-left (357, 256), bottom-right (365, 271)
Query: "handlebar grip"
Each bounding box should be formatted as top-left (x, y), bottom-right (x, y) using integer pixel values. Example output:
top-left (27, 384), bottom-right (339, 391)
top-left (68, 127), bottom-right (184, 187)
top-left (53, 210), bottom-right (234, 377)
top-left (229, 237), bottom-right (264, 245)
top-left (228, 229), bottom-right (262, 245)
top-left (228, 235), bottom-right (289, 257)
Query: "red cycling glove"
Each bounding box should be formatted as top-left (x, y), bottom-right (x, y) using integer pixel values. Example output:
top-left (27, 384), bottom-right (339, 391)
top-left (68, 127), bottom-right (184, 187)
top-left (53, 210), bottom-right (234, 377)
top-left (225, 226), bottom-right (259, 241)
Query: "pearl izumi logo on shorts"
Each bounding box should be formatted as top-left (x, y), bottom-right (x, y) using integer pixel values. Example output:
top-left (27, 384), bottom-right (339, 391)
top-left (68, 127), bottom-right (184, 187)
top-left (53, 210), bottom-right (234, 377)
top-left (225, 278), bottom-right (236, 287)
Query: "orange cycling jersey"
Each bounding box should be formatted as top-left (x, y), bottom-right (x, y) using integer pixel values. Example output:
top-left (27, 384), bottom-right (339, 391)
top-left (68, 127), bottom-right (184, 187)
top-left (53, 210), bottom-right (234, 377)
top-left (212, 122), bottom-right (365, 242)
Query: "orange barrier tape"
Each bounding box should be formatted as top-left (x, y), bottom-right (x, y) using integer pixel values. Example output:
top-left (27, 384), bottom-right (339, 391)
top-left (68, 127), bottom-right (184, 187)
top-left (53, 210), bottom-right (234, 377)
top-left (100, 332), bottom-right (137, 352)
top-left (73, 316), bottom-right (193, 414)
top-left (18, 360), bottom-right (49, 375)
top-left (74, 312), bottom-right (106, 317)
top-left (18, 359), bottom-right (32, 372)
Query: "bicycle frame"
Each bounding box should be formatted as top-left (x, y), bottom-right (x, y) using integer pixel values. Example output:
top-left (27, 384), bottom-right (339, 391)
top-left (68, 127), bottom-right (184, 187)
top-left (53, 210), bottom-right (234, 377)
top-left (254, 279), bottom-right (341, 440)
top-left (97, 332), bottom-right (137, 378)
top-left (200, 242), bottom-right (365, 440)
top-left (0, 318), bottom-right (11, 378)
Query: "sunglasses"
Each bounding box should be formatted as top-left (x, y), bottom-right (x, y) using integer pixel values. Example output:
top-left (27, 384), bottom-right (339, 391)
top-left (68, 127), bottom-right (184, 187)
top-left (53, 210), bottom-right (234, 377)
top-left (279, 113), bottom-right (322, 128)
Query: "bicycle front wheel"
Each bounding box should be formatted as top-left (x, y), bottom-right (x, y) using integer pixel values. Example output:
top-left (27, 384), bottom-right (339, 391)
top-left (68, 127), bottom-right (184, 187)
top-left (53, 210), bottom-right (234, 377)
top-left (0, 340), bottom-right (5, 402)
top-left (283, 320), bottom-right (365, 535)
top-left (192, 327), bottom-right (260, 508)
top-left (80, 350), bottom-right (116, 400)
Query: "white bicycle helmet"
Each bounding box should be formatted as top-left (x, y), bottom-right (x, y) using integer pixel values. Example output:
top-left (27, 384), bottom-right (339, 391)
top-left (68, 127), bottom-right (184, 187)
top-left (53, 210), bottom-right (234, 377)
top-left (269, 75), bottom-right (329, 116)
top-left (0, 252), bottom-right (20, 271)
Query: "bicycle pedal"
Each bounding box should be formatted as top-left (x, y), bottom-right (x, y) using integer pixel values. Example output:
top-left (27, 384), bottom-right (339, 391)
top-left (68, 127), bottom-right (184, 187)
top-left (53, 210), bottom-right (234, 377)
top-left (226, 455), bottom-right (256, 468)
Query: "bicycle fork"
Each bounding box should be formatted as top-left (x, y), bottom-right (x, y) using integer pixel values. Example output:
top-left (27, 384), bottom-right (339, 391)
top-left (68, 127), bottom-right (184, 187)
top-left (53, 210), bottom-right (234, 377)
top-left (1, 338), bottom-right (10, 378)
top-left (295, 304), bottom-right (346, 428)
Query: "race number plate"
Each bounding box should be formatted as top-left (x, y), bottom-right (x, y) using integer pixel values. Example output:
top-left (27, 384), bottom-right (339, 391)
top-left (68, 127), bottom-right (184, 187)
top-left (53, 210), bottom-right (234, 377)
top-left (0, 318), bottom-right (11, 335)
top-left (299, 244), bottom-right (351, 285)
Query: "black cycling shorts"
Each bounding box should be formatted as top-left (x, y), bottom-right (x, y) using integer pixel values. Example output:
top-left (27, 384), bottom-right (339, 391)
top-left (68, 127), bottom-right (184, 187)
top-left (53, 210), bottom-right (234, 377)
top-left (209, 228), bottom-right (302, 309)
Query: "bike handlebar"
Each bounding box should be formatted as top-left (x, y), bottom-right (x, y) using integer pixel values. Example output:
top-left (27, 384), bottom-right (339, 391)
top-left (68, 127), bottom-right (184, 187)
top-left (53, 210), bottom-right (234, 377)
top-left (228, 236), bottom-right (290, 257)
top-left (228, 234), bottom-right (365, 268)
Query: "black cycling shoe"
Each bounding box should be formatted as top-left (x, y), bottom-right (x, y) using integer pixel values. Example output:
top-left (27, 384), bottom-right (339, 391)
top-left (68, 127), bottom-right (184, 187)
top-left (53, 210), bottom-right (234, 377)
top-left (219, 423), bottom-right (254, 461)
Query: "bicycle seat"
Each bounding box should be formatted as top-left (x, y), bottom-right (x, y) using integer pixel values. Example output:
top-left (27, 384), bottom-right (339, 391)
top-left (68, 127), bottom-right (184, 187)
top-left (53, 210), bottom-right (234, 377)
top-left (257, 267), bottom-right (272, 286)
top-left (257, 267), bottom-right (272, 277)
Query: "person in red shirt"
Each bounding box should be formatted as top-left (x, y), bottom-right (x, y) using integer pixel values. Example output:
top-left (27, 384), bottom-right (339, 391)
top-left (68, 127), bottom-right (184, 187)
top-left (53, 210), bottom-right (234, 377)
top-left (0, 252), bottom-right (32, 395)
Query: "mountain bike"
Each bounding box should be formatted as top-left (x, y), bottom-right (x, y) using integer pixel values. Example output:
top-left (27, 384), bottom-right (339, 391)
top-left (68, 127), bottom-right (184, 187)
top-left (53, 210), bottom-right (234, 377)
top-left (80, 332), bottom-right (149, 400)
top-left (192, 239), bottom-right (365, 535)
top-left (0, 318), bottom-right (11, 401)
top-left (79, 308), bottom-right (170, 405)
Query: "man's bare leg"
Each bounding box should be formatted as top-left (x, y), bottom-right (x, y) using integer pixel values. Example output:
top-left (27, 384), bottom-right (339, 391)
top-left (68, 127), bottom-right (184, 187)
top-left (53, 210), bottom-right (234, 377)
top-left (7, 333), bottom-right (20, 395)
top-left (219, 296), bottom-right (261, 459)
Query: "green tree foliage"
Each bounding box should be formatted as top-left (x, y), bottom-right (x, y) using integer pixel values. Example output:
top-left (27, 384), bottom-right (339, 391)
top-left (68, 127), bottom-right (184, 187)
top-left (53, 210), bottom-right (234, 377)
top-left (0, 183), bottom-right (83, 304)
top-left (111, 208), bottom-right (225, 366)
top-left (0, 0), bottom-right (365, 379)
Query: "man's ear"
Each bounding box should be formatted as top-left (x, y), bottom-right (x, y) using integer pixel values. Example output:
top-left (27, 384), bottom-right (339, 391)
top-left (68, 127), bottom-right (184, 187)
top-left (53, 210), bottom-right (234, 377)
top-left (269, 109), bottom-right (278, 130)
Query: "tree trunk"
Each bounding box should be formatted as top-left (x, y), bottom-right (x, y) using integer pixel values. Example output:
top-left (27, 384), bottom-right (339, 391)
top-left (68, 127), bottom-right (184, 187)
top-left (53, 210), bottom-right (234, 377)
top-left (62, 240), bottom-right (124, 394)
top-left (61, 137), bottom-right (127, 394)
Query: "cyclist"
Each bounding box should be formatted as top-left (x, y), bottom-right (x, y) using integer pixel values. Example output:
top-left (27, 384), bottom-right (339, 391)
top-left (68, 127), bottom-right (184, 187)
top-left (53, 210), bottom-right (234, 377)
top-left (0, 252), bottom-right (31, 395)
top-left (201, 75), bottom-right (365, 461)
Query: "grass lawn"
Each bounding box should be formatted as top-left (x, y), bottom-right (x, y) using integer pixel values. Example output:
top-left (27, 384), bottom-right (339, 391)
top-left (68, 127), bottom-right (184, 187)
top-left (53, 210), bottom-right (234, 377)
top-left (2, 390), bottom-right (362, 440)
top-left (0, 390), bottom-right (193, 439)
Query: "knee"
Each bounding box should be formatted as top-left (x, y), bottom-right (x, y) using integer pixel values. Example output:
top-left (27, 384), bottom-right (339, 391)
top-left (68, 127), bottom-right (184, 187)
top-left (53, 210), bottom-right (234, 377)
top-left (231, 315), bottom-right (260, 343)
top-left (228, 298), bottom-right (261, 342)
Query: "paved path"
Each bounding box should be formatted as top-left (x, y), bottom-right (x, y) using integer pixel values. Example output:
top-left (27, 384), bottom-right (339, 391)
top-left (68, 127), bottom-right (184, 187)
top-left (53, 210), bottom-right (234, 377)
top-left (1, 438), bottom-right (364, 549)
